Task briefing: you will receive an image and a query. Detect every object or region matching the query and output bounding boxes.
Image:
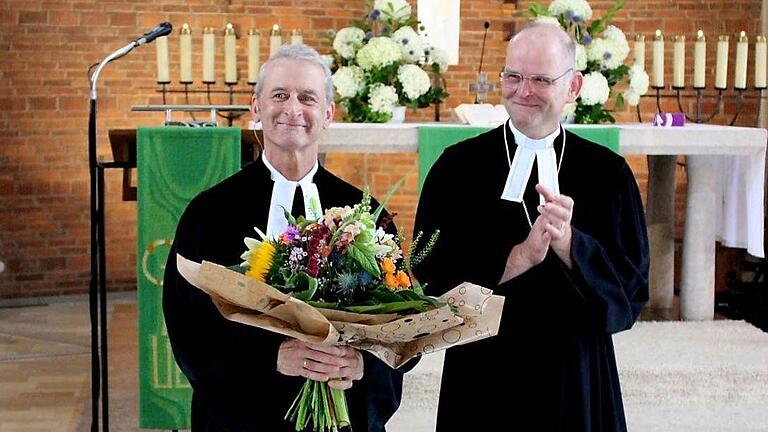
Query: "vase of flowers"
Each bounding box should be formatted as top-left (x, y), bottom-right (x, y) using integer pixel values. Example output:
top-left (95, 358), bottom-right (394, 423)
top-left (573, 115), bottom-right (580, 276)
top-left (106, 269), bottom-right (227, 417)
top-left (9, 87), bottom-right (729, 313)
top-left (325, 0), bottom-right (450, 123)
top-left (528, 0), bottom-right (649, 124)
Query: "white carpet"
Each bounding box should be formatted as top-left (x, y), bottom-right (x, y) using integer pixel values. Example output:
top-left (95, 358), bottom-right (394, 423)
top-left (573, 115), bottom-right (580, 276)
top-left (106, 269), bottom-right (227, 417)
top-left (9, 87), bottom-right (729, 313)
top-left (387, 320), bottom-right (768, 432)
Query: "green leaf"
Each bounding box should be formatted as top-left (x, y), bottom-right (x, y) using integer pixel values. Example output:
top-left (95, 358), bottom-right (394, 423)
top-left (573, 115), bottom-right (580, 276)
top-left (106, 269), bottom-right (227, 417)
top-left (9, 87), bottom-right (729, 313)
top-left (372, 174), bottom-right (408, 222)
top-left (285, 271), bottom-right (318, 301)
top-left (346, 300), bottom-right (431, 314)
top-left (346, 243), bottom-right (380, 277)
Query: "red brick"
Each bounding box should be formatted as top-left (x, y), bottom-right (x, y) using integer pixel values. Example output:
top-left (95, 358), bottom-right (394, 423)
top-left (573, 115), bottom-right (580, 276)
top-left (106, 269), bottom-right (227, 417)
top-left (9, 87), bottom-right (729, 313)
top-left (18, 11), bottom-right (47, 25)
top-left (110, 12), bottom-right (137, 27)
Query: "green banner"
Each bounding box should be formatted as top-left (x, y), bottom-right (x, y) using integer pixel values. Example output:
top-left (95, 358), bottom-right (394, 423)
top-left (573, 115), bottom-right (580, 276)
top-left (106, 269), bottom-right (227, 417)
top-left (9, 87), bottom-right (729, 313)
top-left (137, 127), bottom-right (241, 429)
top-left (417, 125), bottom-right (620, 194)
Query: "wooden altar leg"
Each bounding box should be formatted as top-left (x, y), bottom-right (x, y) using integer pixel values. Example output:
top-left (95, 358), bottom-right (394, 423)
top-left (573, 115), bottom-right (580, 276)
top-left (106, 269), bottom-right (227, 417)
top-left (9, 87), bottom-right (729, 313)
top-left (646, 155), bottom-right (677, 311)
top-left (680, 155), bottom-right (719, 320)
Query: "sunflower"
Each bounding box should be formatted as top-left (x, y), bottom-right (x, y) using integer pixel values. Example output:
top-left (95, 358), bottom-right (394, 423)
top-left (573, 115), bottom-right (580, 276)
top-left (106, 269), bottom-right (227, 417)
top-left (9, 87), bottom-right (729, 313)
top-left (244, 241), bottom-right (277, 282)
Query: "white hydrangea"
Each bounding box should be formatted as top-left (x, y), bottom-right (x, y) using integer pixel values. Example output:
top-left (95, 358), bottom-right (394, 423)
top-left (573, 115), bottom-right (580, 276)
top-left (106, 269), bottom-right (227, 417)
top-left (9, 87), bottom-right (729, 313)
top-left (333, 27), bottom-right (366, 59)
top-left (627, 65), bottom-right (649, 95)
top-left (561, 101), bottom-right (577, 121)
top-left (534, 16), bottom-right (561, 27)
top-left (601, 25), bottom-right (630, 63)
top-left (574, 43), bottom-right (588, 71)
top-left (392, 26), bottom-right (423, 63)
top-left (623, 90), bottom-right (640, 106)
top-left (356, 37), bottom-right (402, 70)
top-left (548, 0), bottom-right (592, 22)
top-left (374, 0), bottom-right (412, 23)
top-left (588, 38), bottom-right (625, 70)
top-left (424, 45), bottom-right (449, 73)
top-left (397, 64), bottom-right (430, 100)
top-left (332, 66), bottom-right (365, 99)
top-left (368, 83), bottom-right (398, 114)
top-left (579, 71), bottom-right (610, 105)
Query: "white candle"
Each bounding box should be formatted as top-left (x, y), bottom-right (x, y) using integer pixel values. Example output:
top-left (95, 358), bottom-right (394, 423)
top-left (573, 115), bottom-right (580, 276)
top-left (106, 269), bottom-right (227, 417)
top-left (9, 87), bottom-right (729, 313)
top-left (735, 31), bottom-right (748, 89)
top-left (270, 24), bottom-right (282, 57)
top-left (155, 35), bottom-right (170, 83)
top-left (715, 35), bottom-right (729, 89)
top-left (248, 28), bottom-right (260, 85)
top-left (224, 23), bottom-right (237, 84)
top-left (756, 35), bottom-right (766, 88)
top-left (673, 35), bottom-right (685, 88)
top-left (634, 34), bottom-right (645, 69)
top-left (203, 27), bottom-right (215, 83)
top-left (179, 24), bottom-right (192, 84)
top-left (291, 29), bottom-right (303, 45)
top-left (652, 30), bottom-right (664, 87)
top-left (694, 30), bottom-right (706, 88)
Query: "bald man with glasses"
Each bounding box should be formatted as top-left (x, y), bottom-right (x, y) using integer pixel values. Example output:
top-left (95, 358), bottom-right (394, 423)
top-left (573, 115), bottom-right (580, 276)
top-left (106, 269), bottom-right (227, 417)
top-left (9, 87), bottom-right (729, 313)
top-left (412, 23), bottom-right (649, 431)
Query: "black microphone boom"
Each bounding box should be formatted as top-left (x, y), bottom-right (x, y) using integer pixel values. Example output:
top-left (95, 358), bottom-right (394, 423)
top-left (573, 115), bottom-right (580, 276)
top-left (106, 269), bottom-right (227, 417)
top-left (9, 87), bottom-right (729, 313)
top-left (134, 22), bottom-right (173, 46)
top-left (86, 20), bottom-right (171, 432)
top-left (478, 21), bottom-right (490, 75)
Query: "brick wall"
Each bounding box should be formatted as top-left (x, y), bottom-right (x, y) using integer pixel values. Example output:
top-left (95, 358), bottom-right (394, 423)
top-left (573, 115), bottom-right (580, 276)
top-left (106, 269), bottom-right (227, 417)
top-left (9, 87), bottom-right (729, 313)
top-left (0, 0), bottom-right (762, 298)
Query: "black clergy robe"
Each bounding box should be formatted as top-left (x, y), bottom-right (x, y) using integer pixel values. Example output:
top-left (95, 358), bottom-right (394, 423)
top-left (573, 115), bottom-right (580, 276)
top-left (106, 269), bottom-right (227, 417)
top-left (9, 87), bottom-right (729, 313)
top-left (412, 123), bottom-right (649, 432)
top-left (163, 157), bottom-right (406, 431)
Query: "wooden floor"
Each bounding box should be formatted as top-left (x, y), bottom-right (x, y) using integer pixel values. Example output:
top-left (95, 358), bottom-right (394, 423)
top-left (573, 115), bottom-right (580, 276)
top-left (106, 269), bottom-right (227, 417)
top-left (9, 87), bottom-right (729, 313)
top-left (0, 294), bottom-right (703, 432)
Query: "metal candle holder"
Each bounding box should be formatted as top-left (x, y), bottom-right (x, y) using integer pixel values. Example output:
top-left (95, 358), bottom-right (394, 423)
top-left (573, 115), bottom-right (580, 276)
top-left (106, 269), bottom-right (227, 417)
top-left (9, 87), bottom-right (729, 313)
top-left (638, 85), bottom-right (766, 126)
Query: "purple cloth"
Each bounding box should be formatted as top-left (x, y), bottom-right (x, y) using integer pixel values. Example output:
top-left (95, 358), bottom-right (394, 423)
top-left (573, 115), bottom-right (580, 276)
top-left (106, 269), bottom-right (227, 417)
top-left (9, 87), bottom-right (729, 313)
top-left (652, 112), bottom-right (685, 127)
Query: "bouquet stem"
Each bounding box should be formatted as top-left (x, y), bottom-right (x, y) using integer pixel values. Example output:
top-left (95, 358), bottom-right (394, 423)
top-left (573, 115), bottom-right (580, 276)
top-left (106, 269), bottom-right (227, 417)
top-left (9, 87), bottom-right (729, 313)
top-left (286, 379), bottom-right (350, 431)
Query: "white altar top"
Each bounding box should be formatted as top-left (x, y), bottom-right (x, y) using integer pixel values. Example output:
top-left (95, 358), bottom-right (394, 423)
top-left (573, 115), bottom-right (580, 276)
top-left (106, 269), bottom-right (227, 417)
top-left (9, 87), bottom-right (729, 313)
top-left (319, 122), bottom-right (766, 258)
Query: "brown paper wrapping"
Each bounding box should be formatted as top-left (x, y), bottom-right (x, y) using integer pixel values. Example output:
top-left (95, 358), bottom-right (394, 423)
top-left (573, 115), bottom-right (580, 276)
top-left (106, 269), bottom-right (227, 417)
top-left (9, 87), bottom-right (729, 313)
top-left (177, 254), bottom-right (504, 368)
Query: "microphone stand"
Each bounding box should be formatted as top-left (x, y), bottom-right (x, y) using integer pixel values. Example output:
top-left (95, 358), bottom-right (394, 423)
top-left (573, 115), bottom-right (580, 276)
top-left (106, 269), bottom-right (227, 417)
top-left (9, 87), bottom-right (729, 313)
top-left (87, 39), bottom-right (138, 432)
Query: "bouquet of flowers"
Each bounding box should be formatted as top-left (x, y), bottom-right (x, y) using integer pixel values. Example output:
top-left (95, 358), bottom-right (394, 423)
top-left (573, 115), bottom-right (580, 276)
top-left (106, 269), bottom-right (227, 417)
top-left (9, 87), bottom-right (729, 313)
top-left (528, 0), bottom-right (649, 124)
top-left (176, 185), bottom-right (504, 432)
top-left (325, 0), bottom-right (450, 122)
top-left (238, 190), bottom-right (439, 430)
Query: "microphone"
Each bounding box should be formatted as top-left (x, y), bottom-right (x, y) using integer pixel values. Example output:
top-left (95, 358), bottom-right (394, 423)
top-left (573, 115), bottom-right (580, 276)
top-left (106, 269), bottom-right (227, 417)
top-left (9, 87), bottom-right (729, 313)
top-left (133, 22), bottom-right (173, 46)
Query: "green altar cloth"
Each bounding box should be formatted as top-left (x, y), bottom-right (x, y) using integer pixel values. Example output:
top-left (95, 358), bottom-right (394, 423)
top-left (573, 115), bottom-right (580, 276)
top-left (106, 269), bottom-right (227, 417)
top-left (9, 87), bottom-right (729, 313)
top-left (137, 127), bottom-right (240, 429)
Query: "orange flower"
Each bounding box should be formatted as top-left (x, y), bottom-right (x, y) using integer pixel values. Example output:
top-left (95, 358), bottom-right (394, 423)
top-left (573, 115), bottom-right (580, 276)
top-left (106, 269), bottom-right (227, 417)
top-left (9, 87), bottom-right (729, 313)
top-left (384, 272), bottom-right (399, 290)
top-left (396, 271), bottom-right (411, 288)
top-left (380, 257), bottom-right (396, 274)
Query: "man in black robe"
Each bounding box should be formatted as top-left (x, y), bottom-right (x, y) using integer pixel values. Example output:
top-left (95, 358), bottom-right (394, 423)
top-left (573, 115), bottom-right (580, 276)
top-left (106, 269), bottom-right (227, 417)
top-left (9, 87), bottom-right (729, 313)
top-left (412, 23), bottom-right (649, 431)
top-left (163, 44), bottom-right (405, 431)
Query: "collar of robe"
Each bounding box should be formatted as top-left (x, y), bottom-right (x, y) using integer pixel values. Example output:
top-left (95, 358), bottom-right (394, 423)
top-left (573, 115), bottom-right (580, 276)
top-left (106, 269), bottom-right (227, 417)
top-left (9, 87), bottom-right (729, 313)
top-left (501, 119), bottom-right (565, 208)
top-left (261, 155), bottom-right (322, 240)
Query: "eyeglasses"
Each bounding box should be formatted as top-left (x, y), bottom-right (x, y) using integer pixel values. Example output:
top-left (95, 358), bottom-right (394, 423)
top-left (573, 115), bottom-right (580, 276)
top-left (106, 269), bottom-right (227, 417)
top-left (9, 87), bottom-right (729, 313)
top-left (499, 68), bottom-right (574, 89)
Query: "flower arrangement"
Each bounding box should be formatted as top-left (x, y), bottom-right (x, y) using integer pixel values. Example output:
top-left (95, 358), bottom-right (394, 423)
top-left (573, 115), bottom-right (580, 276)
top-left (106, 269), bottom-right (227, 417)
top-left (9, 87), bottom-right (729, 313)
top-left (528, 0), bottom-right (649, 124)
top-left (325, 0), bottom-right (450, 122)
top-left (238, 187), bottom-right (442, 431)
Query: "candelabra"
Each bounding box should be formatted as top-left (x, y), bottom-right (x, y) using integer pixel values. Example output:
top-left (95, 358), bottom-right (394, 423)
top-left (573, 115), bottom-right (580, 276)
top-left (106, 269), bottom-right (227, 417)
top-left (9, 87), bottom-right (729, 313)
top-left (634, 31), bottom-right (768, 126)
top-left (155, 82), bottom-right (253, 126)
top-left (637, 85), bottom-right (766, 126)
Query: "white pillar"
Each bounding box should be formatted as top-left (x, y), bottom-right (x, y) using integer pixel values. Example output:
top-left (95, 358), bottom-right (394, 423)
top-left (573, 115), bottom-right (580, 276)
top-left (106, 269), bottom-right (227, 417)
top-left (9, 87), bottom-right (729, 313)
top-left (680, 155), bottom-right (719, 320)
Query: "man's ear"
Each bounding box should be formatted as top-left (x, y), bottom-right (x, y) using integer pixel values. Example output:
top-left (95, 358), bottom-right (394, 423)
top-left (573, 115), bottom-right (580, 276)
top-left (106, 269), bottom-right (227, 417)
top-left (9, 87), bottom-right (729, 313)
top-left (323, 101), bottom-right (335, 129)
top-left (567, 72), bottom-right (583, 103)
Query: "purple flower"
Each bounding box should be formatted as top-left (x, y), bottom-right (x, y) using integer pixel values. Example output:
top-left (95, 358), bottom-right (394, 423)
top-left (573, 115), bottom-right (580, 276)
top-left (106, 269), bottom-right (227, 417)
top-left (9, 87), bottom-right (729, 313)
top-left (581, 34), bottom-right (592, 45)
top-left (283, 225), bottom-right (300, 243)
top-left (369, 9), bottom-right (381, 21)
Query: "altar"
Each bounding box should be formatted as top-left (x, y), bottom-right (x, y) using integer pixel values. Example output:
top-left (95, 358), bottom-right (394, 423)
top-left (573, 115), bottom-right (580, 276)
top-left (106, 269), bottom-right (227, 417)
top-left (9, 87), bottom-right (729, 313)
top-left (314, 122), bottom-right (767, 321)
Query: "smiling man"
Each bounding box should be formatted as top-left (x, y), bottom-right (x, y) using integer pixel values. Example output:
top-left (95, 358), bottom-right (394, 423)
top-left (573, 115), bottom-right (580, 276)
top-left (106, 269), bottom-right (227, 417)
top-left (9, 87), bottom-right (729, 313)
top-left (412, 23), bottom-right (650, 431)
top-left (163, 44), bottom-right (407, 431)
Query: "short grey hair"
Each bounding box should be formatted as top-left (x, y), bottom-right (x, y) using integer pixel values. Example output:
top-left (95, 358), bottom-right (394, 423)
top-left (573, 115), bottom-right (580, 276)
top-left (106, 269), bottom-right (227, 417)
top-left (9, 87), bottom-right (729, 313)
top-left (255, 44), bottom-right (335, 106)
top-left (515, 22), bottom-right (576, 70)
